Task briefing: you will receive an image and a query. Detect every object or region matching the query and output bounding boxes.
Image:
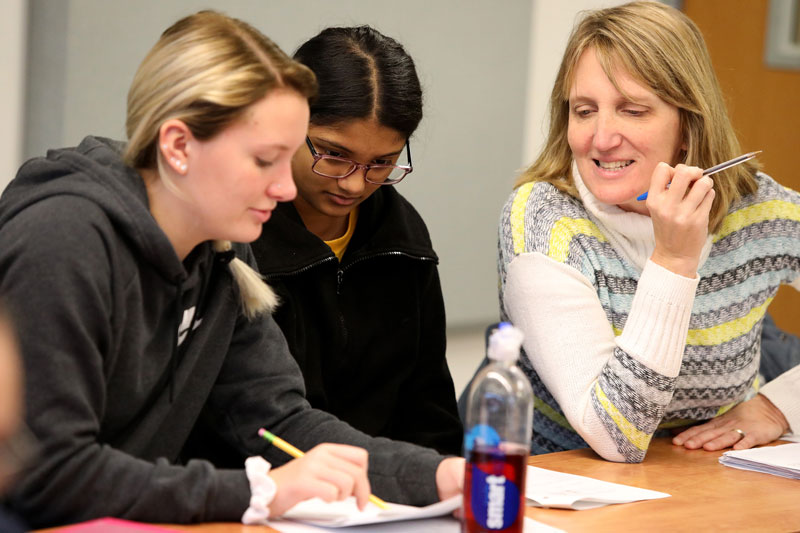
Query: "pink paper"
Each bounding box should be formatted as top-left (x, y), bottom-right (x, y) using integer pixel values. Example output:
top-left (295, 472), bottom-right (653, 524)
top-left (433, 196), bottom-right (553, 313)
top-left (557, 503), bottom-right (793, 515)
top-left (57, 517), bottom-right (177, 532)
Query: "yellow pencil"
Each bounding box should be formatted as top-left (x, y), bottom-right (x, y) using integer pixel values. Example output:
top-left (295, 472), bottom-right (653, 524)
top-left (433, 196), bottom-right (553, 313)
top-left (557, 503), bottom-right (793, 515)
top-left (258, 428), bottom-right (389, 510)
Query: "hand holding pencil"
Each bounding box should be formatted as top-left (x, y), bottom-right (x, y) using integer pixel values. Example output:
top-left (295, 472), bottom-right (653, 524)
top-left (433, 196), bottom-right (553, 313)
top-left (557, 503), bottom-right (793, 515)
top-left (258, 428), bottom-right (387, 516)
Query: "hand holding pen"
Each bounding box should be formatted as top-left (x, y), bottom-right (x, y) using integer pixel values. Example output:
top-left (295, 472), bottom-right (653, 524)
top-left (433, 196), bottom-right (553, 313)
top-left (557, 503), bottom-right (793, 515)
top-left (637, 151), bottom-right (761, 201)
top-left (646, 162), bottom-right (716, 277)
top-left (643, 151), bottom-right (760, 278)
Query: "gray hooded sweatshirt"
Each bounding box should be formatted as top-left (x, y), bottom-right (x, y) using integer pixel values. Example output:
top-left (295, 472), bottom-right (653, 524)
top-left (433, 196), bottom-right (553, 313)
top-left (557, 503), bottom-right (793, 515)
top-left (0, 136), bottom-right (444, 527)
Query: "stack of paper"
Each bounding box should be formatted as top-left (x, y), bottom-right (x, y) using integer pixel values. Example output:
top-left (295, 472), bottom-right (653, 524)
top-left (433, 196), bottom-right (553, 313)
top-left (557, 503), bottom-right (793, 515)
top-left (719, 442), bottom-right (800, 480)
top-left (525, 465), bottom-right (670, 510)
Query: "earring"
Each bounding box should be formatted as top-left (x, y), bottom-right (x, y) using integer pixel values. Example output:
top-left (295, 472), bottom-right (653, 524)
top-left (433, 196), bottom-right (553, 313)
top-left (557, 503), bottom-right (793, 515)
top-left (171, 157), bottom-right (186, 173)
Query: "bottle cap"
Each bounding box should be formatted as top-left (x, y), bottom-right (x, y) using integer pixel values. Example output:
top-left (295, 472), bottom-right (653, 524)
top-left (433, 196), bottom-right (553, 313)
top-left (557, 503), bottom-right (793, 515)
top-left (487, 322), bottom-right (524, 362)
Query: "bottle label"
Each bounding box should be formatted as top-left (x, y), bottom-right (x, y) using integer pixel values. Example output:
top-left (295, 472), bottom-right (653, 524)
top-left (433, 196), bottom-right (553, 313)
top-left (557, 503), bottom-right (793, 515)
top-left (464, 447), bottom-right (527, 532)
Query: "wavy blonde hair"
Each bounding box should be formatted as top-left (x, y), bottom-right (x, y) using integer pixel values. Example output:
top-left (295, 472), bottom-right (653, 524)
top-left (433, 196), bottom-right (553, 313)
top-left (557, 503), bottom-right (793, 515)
top-left (517, 1), bottom-right (757, 232)
top-left (124, 10), bottom-right (317, 319)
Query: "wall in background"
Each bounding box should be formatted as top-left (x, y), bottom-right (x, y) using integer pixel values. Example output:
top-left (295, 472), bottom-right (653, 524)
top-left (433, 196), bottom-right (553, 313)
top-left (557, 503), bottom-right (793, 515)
top-left (522, 0), bottom-right (625, 165)
top-left (23, 0), bottom-right (532, 328)
top-left (17, 0), bottom-right (626, 329)
top-left (0, 0), bottom-right (26, 191)
top-left (684, 0), bottom-right (800, 335)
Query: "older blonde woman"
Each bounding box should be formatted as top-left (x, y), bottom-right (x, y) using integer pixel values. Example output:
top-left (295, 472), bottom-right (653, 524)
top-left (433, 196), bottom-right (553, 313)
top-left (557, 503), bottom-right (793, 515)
top-left (499, 1), bottom-right (798, 462)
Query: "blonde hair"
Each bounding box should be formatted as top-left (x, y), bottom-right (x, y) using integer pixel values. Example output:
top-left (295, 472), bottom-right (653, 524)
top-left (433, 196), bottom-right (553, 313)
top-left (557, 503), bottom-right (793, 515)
top-left (517, 1), bottom-right (758, 232)
top-left (124, 10), bottom-right (317, 319)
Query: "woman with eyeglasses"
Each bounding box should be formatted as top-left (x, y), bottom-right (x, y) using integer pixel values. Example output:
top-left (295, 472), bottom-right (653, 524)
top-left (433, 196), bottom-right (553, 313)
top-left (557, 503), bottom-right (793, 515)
top-left (251, 26), bottom-right (463, 456)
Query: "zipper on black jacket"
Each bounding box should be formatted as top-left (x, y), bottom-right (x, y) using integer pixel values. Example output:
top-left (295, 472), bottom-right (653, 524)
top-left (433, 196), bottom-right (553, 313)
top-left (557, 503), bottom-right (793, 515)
top-left (266, 250), bottom-right (437, 298)
top-left (266, 250), bottom-right (436, 282)
top-left (264, 255), bottom-right (337, 280)
top-left (338, 308), bottom-right (348, 347)
top-left (342, 251), bottom-right (436, 273)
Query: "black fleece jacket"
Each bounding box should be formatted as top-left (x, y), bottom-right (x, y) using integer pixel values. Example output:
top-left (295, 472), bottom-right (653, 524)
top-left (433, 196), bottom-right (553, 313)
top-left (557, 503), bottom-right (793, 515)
top-left (0, 137), bottom-right (445, 528)
top-left (251, 187), bottom-right (463, 456)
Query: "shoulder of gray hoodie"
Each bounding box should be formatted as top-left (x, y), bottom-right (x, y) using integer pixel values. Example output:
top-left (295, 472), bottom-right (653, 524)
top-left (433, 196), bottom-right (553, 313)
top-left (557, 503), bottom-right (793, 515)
top-left (0, 136), bottom-right (447, 528)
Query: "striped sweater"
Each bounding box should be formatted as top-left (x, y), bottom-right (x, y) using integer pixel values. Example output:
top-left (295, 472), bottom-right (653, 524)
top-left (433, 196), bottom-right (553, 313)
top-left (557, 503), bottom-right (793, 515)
top-left (498, 169), bottom-right (800, 462)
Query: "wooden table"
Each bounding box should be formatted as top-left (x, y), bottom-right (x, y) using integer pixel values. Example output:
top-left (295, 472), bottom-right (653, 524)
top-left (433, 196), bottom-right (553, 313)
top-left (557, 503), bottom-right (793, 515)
top-left (39, 438), bottom-right (800, 532)
top-left (526, 438), bottom-right (799, 532)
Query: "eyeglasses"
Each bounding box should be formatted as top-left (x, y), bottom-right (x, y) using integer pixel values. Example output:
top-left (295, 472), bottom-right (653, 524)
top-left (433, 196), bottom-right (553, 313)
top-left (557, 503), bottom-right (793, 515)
top-left (305, 137), bottom-right (413, 185)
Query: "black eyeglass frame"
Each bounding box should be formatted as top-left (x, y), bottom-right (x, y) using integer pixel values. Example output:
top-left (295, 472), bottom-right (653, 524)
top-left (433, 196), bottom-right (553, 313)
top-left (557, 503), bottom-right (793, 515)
top-left (305, 137), bottom-right (413, 185)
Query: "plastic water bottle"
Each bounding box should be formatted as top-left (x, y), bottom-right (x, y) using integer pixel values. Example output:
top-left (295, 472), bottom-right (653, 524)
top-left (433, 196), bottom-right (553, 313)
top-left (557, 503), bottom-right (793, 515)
top-left (462, 322), bottom-right (533, 533)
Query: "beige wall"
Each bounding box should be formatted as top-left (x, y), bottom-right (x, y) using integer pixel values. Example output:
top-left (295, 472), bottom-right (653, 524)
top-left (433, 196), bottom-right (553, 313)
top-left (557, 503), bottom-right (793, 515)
top-left (14, 0), bottom-right (665, 330)
top-left (523, 0), bottom-right (626, 165)
top-left (685, 0), bottom-right (800, 335)
top-left (0, 0), bottom-right (26, 191)
top-left (22, 0), bottom-right (532, 328)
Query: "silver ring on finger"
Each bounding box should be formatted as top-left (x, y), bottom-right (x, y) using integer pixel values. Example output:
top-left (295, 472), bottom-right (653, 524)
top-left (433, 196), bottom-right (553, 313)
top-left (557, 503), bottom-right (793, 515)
top-left (733, 428), bottom-right (746, 441)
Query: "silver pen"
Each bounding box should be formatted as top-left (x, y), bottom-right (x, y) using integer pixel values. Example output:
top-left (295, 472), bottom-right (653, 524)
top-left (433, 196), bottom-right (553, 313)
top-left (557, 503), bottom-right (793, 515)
top-left (637, 150), bottom-right (761, 201)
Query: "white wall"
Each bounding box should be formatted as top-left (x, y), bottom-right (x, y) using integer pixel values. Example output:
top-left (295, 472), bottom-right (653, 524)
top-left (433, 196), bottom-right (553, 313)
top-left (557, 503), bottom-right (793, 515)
top-left (24, 0), bottom-right (532, 329)
top-left (523, 0), bottom-right (627, 165)
top-left (18, 0), bottom-right (632, 329)
top-left (0, 0), bottom-right (27, 191)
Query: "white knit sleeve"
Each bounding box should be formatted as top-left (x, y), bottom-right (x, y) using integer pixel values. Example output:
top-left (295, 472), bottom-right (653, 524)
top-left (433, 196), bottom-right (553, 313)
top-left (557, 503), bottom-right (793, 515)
top-left (504, 253), bottom-right (697, 462)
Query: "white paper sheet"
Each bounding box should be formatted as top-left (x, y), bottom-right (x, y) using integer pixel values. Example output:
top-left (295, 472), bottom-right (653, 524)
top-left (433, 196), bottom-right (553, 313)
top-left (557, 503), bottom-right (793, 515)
top-left (276, 494), bottom-right (461, 528)
top-left (269, 516), bottom-right (563, 533)
top-left (525, 465), bottom-right (670, 510)
top-left (269, 496), bottom-right (564, 532)
top-left (269, 516), bottom-right (460, 533)
top-left (719, 442), bottom-right (800, 479)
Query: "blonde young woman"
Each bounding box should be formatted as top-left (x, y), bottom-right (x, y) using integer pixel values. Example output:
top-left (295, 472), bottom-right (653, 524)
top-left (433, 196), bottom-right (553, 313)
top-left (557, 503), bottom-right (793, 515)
top-left (0, 11), bottom-right (462, 528)
top-left (498, 1), bottom-right (798, 462)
